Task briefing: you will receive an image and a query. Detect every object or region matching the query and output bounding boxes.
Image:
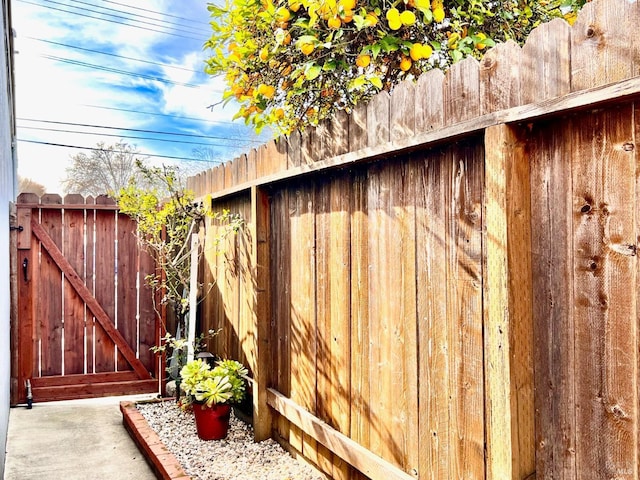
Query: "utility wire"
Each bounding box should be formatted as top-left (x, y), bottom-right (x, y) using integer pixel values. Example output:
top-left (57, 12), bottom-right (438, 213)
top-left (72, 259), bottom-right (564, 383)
top-left (81, 104), bottom-right (241, 127)
top-left (65, 0), bottom-right (210, 35)
top-left (16, 0), bottom-right (205, 41)
top-left (27, 37), bottom-right (204, 74)
top-left (39, 0), bottom-right (209, 37)
top-left (18, 125), bottom-right (250, 148)
top-left (98, 0), bottom-right (209, 26)
top-left (17, 117), bottom-right (263, 143)
top-left (17, 138), bottom-right (224, 163)
top-left (40, 54), bottom-right (220, 91)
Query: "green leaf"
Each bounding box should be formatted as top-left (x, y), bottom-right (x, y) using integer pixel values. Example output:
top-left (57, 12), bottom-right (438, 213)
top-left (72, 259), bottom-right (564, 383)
top-left (305, 64), bottom-right (322, 80)
top-left (368, 75), bottom-right (382, 89)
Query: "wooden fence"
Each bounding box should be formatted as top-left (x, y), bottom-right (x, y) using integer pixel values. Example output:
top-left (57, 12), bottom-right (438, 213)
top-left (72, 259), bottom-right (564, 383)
top-left (11, 194), bottom-right (158, 403)
top-left (188, 1), bottom-right (640, 479)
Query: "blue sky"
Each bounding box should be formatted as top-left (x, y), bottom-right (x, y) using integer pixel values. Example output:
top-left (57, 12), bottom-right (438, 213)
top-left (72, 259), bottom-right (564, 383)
top-left (12, 0), bottom-right (269, 193)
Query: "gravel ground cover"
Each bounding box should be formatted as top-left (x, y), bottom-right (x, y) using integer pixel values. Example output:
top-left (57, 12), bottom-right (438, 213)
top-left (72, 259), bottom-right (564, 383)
top-left (137, 401), bottom-right (323, 480)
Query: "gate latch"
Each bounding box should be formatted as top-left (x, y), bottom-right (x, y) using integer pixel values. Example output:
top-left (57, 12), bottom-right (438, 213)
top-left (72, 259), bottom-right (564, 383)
top-left (22, 258), bottom-right (28, 282)
top-left (10, 225), bottom-right (23, 232)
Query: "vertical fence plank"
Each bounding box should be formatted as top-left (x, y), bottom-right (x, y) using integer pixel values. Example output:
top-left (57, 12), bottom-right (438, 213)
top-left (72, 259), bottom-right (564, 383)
top-left (483, 123), bottom-right (536, 480)
top-left (84, 197), bottom-right (96, 374)
top-left (521, 19), bottom-right (571, 104)
top-left (39, 194), bottom-right (63, 377)
top-left (316, 179), bottom-right (335, 476)
top-left (289, 182), bottom-right (318, 463)
top-left (505, 127), bottom-right (535, 480)
top-left (415, 148), bottom-right (449, 480)
top-left (116, 213), bottom-right (137, 371)
top-left (366, 163), bottom-right (388, 462)
top-left (530, 118), bottom-right (576, 479)
top-left (349, 102), bottom-right (368, 151)
top-left (94, 196), bottom-right (117, 372)
top-left (271, 188), bottom-right (291, 445)
top-left (390, 81), bottom-right (415, 141)
top-left (572, 107), bottom-right (638, 480)
top-left (329, 175), bottom-right (352, 479)
top-left (443, 57), bottom-right (480, 125)
top-left (62, 194), bottom-right (86, 375)
top-left (479, 40), bottom-right (522, 114)
top-left (349, 169), bottom-right (370, 480)
top-left (415, 69), bottom-right (444, 134)
top-left (393, 158), bottom-right (418, 475)
top-left (287, 131), bottom-right (302, 169)
top-left (570, 0), bottom-right (640, 91)
top-left (444, 143), bottom-right (484, 479)
top-left (250, 186), bottom-right (273, 441)
top-left (367, 91), bottom-right (390, 147)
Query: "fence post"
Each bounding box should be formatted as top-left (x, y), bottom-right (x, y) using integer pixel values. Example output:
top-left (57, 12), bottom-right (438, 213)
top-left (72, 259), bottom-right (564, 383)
top-left (250, 185), bottom-right (273, 441)
top-left (483, 123), bottom-right (533, 479)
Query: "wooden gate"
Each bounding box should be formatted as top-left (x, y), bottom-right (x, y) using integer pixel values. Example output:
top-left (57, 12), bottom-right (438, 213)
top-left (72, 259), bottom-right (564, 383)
top-left (12, 193), bottom-right (159, 404)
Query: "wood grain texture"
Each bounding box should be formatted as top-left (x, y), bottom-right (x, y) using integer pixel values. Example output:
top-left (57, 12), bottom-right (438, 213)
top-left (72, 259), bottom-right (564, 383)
top-left (444, 142), bottom-right (484, 479)
top-left (415, 69), bottom-right (444, 134)
top-left (521, 19), bottom-right (571, 104)
top-left (530, 118), bottom-right (576, 479)
top-left (572, 107), bottom-right (638, 480)
top-left (62, 195), bottom-right (86, 375)
top-left (480, 40), bottom-right (522, 114)
top-left (390, 81), bottom-right (415, 141)
top-left (415, 147), bottom-right (449, 480)
top-left (570, 0), bottom-right (640, 91)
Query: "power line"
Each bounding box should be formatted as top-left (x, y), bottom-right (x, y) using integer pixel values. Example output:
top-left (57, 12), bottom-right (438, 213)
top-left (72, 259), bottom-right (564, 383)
top-left (17, 118), bottom-right (263, 143)
top-left (27, 37), bottom-right (204, 74)
top-left (65, 0), bottom-right (210, 35)
top-left (81, 104), bottom-right (241, 127)
top-left (17, 138), bottom-right (224, 163)
top-left (40, 54), bottom-right (220, 91)
top-left (99, 0), bottom-right (209, 26)
top-left (16, 0), bottom-right (205, 42)
top-left (19, 125), bottom-right (252, 148)
top-left (39, 0), bottom-right (209, 37)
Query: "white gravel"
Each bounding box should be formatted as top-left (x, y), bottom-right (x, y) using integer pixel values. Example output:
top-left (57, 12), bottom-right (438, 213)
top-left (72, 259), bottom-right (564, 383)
top-left (137, 401), bottom-right (323, 480)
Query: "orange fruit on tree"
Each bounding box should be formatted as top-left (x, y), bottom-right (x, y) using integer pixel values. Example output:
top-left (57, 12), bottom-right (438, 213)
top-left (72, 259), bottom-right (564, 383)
top-left (258, 84), bottom-right (276, 98)
top-left (433, 6), bottom-right (444, 22)
top-left (400, 10), bottom-right (416, 25)
top-left (328, 16), bottom-right (341, 29)
top-left (399, 56), bottom-right (412, 71)
top-left (409, 43), bottom-right (423, 61)
top-left (275, 6), bottom-right (291, 22)
top-left (300, 42), bottom-right (315, 55)
top-left (356, 54), bottom-right (371, 67)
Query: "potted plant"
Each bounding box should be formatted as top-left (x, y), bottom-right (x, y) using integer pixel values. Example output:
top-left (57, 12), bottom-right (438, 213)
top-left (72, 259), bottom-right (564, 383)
top-left (179, 358), bottom-right (248, 440)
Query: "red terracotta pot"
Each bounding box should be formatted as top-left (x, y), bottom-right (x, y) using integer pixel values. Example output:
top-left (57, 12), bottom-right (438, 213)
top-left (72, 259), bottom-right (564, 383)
top-left (192, 403), bottom-right (232, 440)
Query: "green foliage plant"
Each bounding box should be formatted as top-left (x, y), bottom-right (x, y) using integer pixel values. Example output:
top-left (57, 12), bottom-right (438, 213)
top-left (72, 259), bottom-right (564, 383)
top-left (180, 358), bottom-right (249, 407)
top-left (116, 163), bottom-right (243, 374)
top-left (205, 0), bottom-right (588, 134)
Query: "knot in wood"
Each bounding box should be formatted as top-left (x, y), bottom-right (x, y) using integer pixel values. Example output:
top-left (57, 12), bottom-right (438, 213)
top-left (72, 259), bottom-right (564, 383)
top-left (482, 57), bottom-right (494, 69)
top-left (586, 26), bottom-right (596, 38)
top-left (623, 142), bottom-right (635, 151)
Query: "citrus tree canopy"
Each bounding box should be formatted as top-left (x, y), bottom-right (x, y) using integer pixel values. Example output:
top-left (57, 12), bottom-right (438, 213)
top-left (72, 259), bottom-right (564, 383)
top-left (205, 0), bottom-right (587, 134)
